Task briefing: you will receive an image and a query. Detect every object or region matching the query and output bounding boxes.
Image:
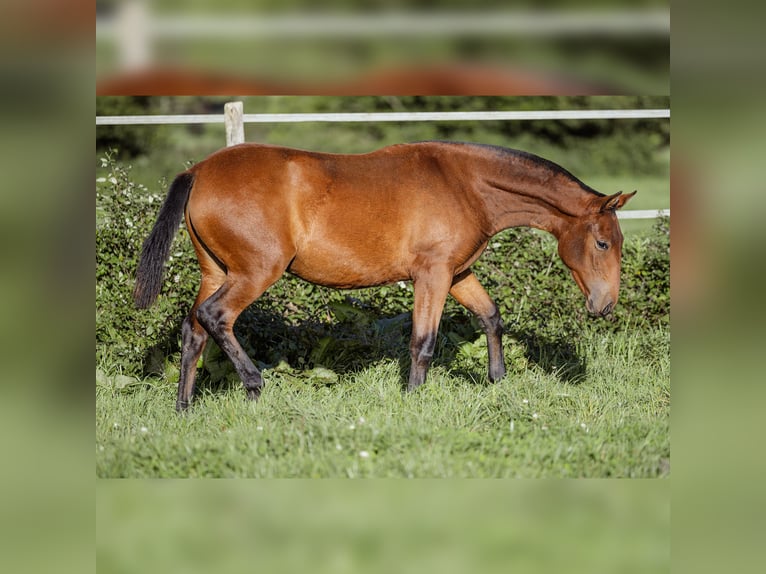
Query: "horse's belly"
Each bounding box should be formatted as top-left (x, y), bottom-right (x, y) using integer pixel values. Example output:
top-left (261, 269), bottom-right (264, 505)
top-left (286, 244), bottom-right (409, 289)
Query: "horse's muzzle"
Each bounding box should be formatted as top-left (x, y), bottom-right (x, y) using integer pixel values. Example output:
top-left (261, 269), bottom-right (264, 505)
top-left (587, 297), bottom-right (614, 317)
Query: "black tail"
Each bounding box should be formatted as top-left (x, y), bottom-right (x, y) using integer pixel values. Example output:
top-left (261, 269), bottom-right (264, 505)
top-left (133, 172), bottom-right (195, 308)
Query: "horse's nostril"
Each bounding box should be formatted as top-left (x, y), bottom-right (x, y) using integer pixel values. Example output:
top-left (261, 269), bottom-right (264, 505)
top-left (601, 302), bottom-right (613, 316)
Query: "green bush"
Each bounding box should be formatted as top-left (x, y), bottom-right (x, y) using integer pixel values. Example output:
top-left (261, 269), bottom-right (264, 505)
top-left (96, 153), bottom-right (669, 380)
top-left (96, 152), bottom-right (199, 375)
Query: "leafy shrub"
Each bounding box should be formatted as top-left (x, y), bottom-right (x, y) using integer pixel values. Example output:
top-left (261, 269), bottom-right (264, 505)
top-left (96, 152), bottom-right (199, 375)
top-left (619, 216), bottom-right (670, 326)
top-left (96, 154), bottom-right (669, 380)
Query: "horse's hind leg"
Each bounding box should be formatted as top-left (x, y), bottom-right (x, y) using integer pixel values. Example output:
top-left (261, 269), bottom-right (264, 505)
top-left (449, 270), bottom-right (506, 382)
top-left (176, 261), bottom-right (226, 411)
top-left (195, 271), bottom-right (282, 401)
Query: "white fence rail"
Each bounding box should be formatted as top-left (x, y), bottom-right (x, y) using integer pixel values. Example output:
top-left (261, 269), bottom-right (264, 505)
top-left (96, 104), bottom-right (670, 220)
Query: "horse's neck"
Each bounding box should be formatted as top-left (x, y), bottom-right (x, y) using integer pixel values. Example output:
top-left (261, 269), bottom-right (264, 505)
top-left (475, 161), bottom-right (592, 238)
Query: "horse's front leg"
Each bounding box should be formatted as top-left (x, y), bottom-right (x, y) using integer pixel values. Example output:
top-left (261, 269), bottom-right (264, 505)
top-left (449, 270), bottom-right (506, 382)
top-left (407, 266), bottom-right (453, 391)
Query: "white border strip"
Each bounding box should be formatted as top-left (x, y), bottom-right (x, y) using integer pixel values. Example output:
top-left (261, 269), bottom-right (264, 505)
top-left (96, 109), bottom-right (670, 126)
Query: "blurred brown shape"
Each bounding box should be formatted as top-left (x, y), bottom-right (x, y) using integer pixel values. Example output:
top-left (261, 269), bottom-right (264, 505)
top-left (97, 64), bottom-right (617, 96)
top-left (4, 0), bottom-right (91, 39)
top-left (670, 157), bottom-right (705, 323)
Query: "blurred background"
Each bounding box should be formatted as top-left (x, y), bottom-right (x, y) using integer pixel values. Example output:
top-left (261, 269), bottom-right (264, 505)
top-left (96, 0), bottom-right (669, 94)
top-left (97, 479), bottom-right (668, 574)
top-left (8, 0), bottom-right (766, 572)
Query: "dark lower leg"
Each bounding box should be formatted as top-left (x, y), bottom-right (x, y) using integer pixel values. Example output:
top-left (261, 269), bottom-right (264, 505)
top-left (479, 306), bottom-right (506, 382)
top-left (176, 314), bottom-right (208, 411)
top-left (408, 331), bottom-right (437, 391)
top-left (196, 283), bottom-right (264, 400)
top-left (197, 309), bottom-right (263, 400)
top-left (449, 271), bottom-right (506, 382)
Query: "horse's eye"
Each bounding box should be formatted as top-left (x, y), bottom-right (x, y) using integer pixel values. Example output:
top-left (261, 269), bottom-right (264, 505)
top-left (596, 240), bottom-right (609, 251)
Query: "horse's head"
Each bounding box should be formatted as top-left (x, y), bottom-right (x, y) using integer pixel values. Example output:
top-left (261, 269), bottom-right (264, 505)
top-left (557, 191), bottom-right (637, 316)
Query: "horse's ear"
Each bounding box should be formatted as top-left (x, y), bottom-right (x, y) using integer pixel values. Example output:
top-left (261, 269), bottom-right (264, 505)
top-left (600, 190), bottom-right (637, 212)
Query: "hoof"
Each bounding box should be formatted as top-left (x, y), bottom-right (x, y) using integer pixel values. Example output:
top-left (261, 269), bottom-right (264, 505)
top-left (488, 368), bottom-right (507, 383)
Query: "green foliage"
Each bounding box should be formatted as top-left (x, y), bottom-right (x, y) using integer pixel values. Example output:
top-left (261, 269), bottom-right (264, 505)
top-left (96, 152), bottom-right (199, 376)
top-left (619, 216), bottom-right (670, 326)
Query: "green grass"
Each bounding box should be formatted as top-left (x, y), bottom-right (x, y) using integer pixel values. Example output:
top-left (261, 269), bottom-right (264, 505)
top-left (96, 324), bottom-right (669, 478)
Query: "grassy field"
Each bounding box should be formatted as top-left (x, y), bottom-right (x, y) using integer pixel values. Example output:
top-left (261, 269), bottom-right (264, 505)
top-left (96, 321), bottom-right (669, 478)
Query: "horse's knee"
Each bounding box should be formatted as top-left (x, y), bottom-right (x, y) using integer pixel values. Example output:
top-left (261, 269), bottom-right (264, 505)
top-left (481, 305), bottom-right (503, 338)
top-left (181, 313), bottom-right (207, 347)
top-left (196, 300), bottom-right (225, 335)
top-left (411, 332), bottom-right (437, 366)
top-left (197, 298), bottom-right (263, 395)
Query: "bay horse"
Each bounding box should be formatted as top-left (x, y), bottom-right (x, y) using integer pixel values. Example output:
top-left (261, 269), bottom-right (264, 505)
top-left (134, 141), bottom-right (635, 411)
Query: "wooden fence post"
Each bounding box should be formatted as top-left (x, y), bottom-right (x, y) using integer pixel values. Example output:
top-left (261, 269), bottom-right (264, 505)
top-left (224, 101), bottom-right (245, 146)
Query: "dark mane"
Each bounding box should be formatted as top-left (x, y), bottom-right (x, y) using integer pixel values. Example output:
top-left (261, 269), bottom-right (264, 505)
top-left (421, 141), bottom-right (603, 197)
